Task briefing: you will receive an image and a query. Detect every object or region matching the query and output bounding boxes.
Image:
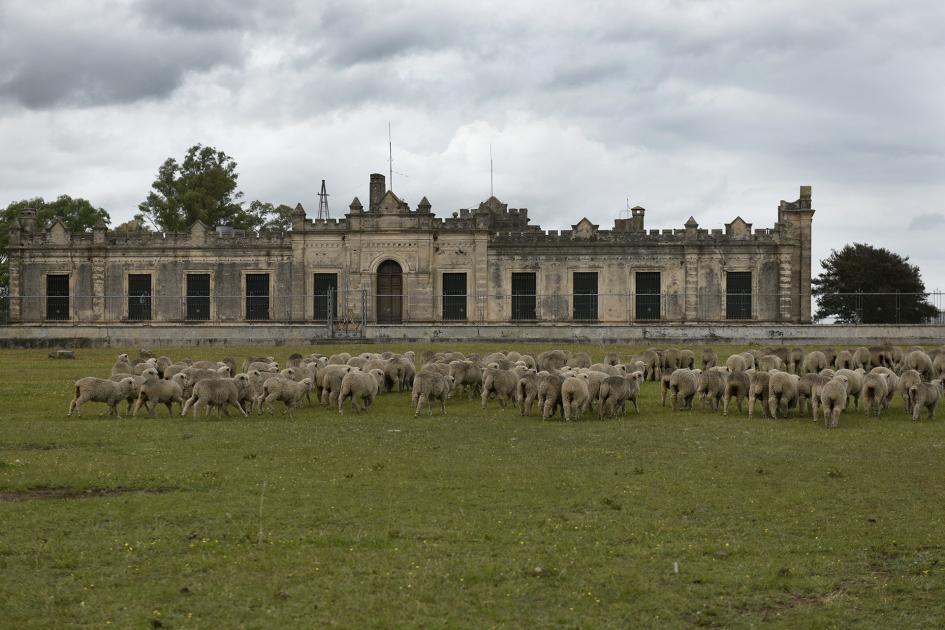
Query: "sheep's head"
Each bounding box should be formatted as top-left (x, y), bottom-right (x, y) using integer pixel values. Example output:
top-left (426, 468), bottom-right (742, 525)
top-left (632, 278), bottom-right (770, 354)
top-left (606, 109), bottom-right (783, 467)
top-left (117, 353), bottom-right (129, 362)
top-left (141, 367), bottom-right (160, 381)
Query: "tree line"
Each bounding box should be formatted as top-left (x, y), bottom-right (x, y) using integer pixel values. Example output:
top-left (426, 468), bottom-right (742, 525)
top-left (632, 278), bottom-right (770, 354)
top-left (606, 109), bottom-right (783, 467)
top-left (0, 144), bottom-right (939, 323)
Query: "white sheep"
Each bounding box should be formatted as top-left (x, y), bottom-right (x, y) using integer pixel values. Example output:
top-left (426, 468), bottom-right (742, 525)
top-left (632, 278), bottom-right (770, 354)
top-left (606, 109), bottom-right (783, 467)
top-left (262, 377), bottom-right (313, 417)
top-left (67, 376), bottom-right (137, 417)
top-left (133, 368), bottom-right (185, 417)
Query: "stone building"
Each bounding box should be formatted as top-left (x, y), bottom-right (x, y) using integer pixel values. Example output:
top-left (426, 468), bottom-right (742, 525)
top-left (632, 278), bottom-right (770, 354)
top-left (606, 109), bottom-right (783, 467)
top-left (6, 174), bottom-right (815, 325)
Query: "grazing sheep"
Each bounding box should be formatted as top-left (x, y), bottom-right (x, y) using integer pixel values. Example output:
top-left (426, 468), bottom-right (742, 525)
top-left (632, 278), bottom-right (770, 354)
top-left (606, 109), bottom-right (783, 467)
top-left (903, 350), bottom-right (933, 380)
top-left (701, 348), bottom-right (718, 370)
top-left (798, 373), bottom-right (830, 417)
top-left (68, 377), bottom-right (137, 417)
top-left (932, 353), bottom-right (945, 379)
top-left (789, 348), bottom-right (804, 374)
top-left (743, 369), bottom-right (767, 414)
top-left (133, 368), bottom-right (184, 417)
top-left (818, 375), bottom-right (849, 428)
top-left (834, 350), bottom-right (854, 370)
top-left (898, 369), bottom-right (923, 411)
top-left (242, 355), bottom-right (275, 372)
top-left (696, 369), bottom-right (726, 411)
top-left (660, 368), bottom-right (676, 406)
top-left (677, 350), bottom-right (696, 370)
top-left (262, 377), bottom-right (314, 417)
top-left (327, 353), bottom-right (351, 366)
top-left (319, 365), bottom-right (355, 407)
top-left (111, 353), bottom-right (133, 377)
top-left (481, 367), bottom-right (519, 410)
top-left (885, 345), bottom-right (904, 370)
top-left (802, 351), bottom-right (827, 375)
top-left (626, 360), bottom-right (647, 377)
top-left (835, 369), bottom-right (865, 411)
top-left (662, 348), bottom-right (681, 372)
top-left (567, 352), bottom-right (593, 369)
top-left (852, 347), bottom-right (872, 371)
top-left (517, 372), bottom-right (541, 416)
top-left (180, 377), bottom-right (248, 418)
top-left (767, 371), bottom-right (799, 419)
top-left (537, 349), bottom-right (568, 373)
top-left (561, 375), bottom-right (591, 420)
top-left (739, 352), bottom-right (756, 371)
top-left (756, 355), bottom-right (783, 373)
top-left (287, 353), bottom-right (304, 368)
top-left (411, 370), bottom-right (455, 416)
top-left (603, 351), bottom-right (620, 366)
top-left (869, 367), bottom-right (900, 409)
top-left (132, 358), bottom-right (158, 375)
top-left (861, 372), bottom-right (889, 417)
top-left (338, 369), bottom-right (383, 414)
top-left (640, 349), bottom-right (662, 381)
top-left (598, 371), bottom-right (643, 418)
top-left (449, 360), bottom-right (482, 399)
top-left (537, 372), bottom-right (565, 420)
top-left (385, 356), bottom-right (416, 391)
top-left (589, 362), bottom-right (622, 377)
top-left (670, 369), bottom-right (700, 411)
top-left (822, 348), bottom-right (837, 369)
top-left (747, 371), bottom-right (771, 420)
top-left (725, 354), bottom-right (748, 373)
top-left (911, 379), bottom-right (944, 421)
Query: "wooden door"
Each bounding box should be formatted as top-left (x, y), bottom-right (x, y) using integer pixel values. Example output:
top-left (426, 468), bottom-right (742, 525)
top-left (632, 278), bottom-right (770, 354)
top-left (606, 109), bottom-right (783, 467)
top-left (376, 261), bottom-right (403, 324)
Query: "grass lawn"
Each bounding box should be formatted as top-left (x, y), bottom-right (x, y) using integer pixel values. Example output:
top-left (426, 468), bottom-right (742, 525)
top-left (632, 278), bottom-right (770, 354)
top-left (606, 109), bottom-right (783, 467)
top-left (1, 343), bottom-right (944, 628)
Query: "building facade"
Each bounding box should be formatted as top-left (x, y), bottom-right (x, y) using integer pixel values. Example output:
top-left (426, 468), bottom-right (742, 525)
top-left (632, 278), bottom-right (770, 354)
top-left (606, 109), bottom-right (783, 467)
top-left (6, 175), bottom-right (815, 325)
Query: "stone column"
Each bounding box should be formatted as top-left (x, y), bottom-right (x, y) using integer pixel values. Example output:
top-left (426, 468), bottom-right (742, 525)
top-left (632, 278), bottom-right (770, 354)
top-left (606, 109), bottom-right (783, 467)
top-left (8, 251), bottom-right (20, 322)
top-left (684, 253), bottom-right (699, 321)
top-left (779, 252), bottom-right (793, 322)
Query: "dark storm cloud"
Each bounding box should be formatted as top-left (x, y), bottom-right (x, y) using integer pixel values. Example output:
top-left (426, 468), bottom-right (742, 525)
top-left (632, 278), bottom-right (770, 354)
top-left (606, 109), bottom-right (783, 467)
top-left (0, 2), bottom-right (244, 109)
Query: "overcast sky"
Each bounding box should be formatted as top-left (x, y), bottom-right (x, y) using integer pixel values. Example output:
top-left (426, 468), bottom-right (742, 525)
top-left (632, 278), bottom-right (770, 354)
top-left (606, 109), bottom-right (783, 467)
top-left (2, 0), bottom-right (944, 290)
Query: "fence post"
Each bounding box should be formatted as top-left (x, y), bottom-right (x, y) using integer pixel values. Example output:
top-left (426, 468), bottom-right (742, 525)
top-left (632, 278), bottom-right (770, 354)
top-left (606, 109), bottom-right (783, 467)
top-left (327, 288), bottom-right (334, 337)
top-left (361, 288), bottom-right (367, 330)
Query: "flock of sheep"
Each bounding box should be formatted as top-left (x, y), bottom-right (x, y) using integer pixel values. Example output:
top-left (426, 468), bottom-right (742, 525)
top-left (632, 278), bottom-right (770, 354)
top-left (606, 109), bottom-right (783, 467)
top-left (65, 344), bottom-right (945, 427)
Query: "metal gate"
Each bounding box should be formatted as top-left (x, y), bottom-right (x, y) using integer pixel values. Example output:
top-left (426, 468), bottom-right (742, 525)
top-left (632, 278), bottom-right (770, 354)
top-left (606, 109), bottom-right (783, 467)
top-left (376, 261), bottom-right (403, 324)
top-left (573, 272), bottom-right (598, 321)
top-left (726, 271), bottom-right (752, 320)
top-left (314, 273), bottom-right (337, 321)
top-left (442, 273), bottom-right (467, 321)
top-left (511, 272), bottom-right (537, 320)
top-left (246, 273), bottom-right (270, 321)
top-left (186, 273), bottom-right (210, 320)
top-left (46, 274), bottom-right (69, 321)
top-left (128, 274), bottom-right (152, 321)
top-left (635, 271), bottom-right (661, 320)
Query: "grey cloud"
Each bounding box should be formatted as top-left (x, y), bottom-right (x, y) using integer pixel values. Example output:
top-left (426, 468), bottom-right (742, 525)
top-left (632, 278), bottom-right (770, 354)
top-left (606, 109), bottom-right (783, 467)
top-left (139, 0), bottom-right (263, 31)
top-left (908, 212), bottom-right (945, 231)
top-left (0, 4), bottom-right (244, 108)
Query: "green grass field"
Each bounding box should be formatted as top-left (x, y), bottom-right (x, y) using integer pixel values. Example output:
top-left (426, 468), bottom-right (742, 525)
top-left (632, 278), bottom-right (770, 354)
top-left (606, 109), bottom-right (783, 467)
top-left (2, 343), bottom-right (944, 628)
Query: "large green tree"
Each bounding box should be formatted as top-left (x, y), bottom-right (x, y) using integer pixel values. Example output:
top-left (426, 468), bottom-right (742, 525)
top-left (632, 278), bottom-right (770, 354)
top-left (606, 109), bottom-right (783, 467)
top-left (1, 195), bottom-right (110, 295)
top-left (138, 144), bottom-right (259, 232)
top-left (813, 243), bottom-right (938, 323)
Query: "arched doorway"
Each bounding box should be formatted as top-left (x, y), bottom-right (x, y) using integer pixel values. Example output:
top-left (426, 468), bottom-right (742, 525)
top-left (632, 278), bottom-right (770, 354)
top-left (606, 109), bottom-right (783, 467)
top-left (376, 260), bottom-right (403, 324)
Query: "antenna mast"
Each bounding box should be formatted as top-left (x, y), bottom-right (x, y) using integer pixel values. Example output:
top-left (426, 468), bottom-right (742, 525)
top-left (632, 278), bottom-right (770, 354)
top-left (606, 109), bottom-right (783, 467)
top-left (490, 144), bottom-right (494, 197)
top-left (317, 179), bottom-right (330, 220)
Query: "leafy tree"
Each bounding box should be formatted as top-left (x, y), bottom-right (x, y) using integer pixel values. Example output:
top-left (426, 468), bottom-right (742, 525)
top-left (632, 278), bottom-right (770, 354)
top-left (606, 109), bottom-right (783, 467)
top-left (813, 243), bottom-right (938, 323)
top-left (114, 216), bottom-right (151, 234)
top-left (248, 200), bottom-right (296, 233)
top-left (1, 195), bottom-right (109, 295)
top-left (138, 144), bottom-right (262, 232)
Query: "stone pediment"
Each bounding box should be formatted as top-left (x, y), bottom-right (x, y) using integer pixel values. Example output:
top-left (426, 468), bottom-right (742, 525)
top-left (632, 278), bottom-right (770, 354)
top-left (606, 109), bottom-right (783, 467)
top-left (726, 216), bottom-right (752, 239)
top-left (571, 217), bottom-right (599, 240)
top-left (377, 190), bottom-right (408, 214)
top-left (478, 195), bottom-right (507, 213)
top-left (190, 220), bottom-right (208, 245)
top-left (48, 220), bottom-right (70, 245)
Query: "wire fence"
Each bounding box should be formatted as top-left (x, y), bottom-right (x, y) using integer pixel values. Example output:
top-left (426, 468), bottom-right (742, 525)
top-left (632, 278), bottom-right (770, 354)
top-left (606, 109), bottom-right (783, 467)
top-left (2, 290), bottom-right (944, 326)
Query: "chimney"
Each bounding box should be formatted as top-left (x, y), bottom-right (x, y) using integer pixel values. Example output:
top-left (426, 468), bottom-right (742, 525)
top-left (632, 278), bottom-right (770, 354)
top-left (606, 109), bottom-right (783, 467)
top-left (369, 173), bottom-right (385, 212)
top-left (631, 206), bottom-right (645, 232)
top-left (19, 208), bottom-right (37, 233)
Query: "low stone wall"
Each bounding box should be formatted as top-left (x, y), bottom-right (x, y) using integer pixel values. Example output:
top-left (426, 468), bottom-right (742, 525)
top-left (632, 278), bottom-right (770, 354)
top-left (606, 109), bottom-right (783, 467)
top-left (1, 323), bottom-right (943, 348)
